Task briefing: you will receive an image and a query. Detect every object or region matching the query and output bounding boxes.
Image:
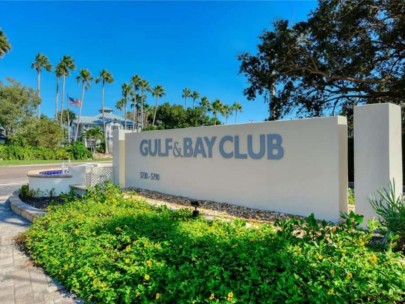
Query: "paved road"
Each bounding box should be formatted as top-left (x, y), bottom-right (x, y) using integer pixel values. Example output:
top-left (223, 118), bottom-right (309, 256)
top-left (0, 165), bottom-right (61, 197)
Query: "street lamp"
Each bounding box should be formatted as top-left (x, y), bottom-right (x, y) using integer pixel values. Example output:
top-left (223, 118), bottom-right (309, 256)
top-left (191, 200), bottom-right (200, 217)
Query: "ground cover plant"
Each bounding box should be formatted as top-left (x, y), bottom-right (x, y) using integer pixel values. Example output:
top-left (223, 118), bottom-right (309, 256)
top-left (22, 184), bottom-right (405, 303)
top-left (370, 181), bottom-right (405, 252)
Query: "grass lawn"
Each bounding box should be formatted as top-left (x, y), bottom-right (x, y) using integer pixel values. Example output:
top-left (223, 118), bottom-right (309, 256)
top-left (0, 158), bottom-right (112, 166)
top-left (21, 184), bottom-right (405, 304)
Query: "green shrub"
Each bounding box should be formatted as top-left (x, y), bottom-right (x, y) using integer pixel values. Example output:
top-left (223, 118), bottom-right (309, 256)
top-left (142, 125), bottom-right (165, 131)
top-left (0, 142), bottom-right (92, 161)
top-left (23, 184), bottom-right (405, 303)
top-left (370, 181), bottom-right (405, 251)
top-left (32, 146), bottom-right (55, 160)
top-left (0, 145), bottom-right (7, 159)
top-left (55, 148), bottom-right (71, 160)
top-left (7, 144), bottom-right (32, 160)
top-left (19, 184), bottom-right (34, 200)
top-left (66, 141), bottom-right (92, 160)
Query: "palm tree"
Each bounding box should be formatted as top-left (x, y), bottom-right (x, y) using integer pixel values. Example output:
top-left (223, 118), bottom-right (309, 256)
top-left (139, 79), bottom-right (150, 130)
top-left (200, 96), bottom-right (210, 113)
top-left (115, 98), bottom-right (126, 127)
top-left (151, 85), bottom-right (166, 126)
top-left (182, 88), bottom-right (192, 109)
top-left (74, 69), bottom-right (93, 141)
top-left (143, 103), bottom-right (153, 128)
top-left (31, 53), bottom-right (52, 118)
top-left (211, 99), bottom-right (223, 125)
top-left (131, 75), bottom-right (142, 131)
top-left (232, 102), bottom-right (243, 124)
top-left (121, 83), bottom-right (132, 130)
top-left (81, 127), bottom-right (104, 153)
top-left (191, 90), bottom-right (199, 109)
top-left (57, 108), bottom-right (76, 140)
top-left (96, 69), bottom-right (114, 154)
top-left (222, 104), bottom-right (232, 124)
top-left (130, 94), bottom-right (143, 125)
top-left (57, 109), bottom-right (76, 126)
top-left (0, 29), bottom-right (11, 58)
top-left (58, 55), bottom-right (75, 124)
top-left (54, 64), bottom-right (64, 119)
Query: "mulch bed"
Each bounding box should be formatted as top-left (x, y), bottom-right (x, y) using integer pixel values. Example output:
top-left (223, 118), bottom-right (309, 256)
top-left (19, 196), bottom-right (64, 210)
top-left (126, 188), bottom-right (307, 224)
top-left (19, 188), bottom-right (356, 225)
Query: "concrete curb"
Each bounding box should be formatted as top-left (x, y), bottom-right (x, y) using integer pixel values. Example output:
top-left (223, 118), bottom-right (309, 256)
top-left (9, 190), bottom-right (45, 223)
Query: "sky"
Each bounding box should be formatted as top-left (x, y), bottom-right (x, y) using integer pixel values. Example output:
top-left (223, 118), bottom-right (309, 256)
top-left (0, 1), bottom-right (317, 124)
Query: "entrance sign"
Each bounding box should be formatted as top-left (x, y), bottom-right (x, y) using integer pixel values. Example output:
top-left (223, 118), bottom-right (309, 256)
top-left (125, 117), bottom-right (348, 222)
top-left (139, 134), bottom-right (284, 160)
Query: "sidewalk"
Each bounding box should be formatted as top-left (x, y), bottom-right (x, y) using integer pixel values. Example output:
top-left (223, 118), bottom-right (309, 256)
top-left (0, 196), bottom-right (79, 304)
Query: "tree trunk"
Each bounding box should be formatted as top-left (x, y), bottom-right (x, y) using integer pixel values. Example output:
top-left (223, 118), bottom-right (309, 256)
top-left (102, 83), bottom-right (108, 154)
top-left (132, 92), bottom-right (136, 132)
top-left (61, 76), bottom-right (66, 125)
top-left (140, 89), bottom-right (144, 131)
top-left (37, 71), bottom-right (41, 119)
top-left (152, 96), bottom-right (158, 126)
top-left (67, 106), bottom-right (71, 143)
top-left (141, 98), bottom-right (144, 130)
top-left (235, 111), bottom-right (237, 124)
top-left (55, 77), bottom-right (59, 119)
top-left (74, 85), bottom-right (85, 142)
top-left (124, 99), bottom-right (127, 130)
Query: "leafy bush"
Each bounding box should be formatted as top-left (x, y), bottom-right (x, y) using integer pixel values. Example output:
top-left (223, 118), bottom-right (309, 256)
top-left (370, 181), bottom-right (405, 251)
top-left (19, 184), bottom-right (34, 200)
top-left (0, 145), bottom-right (7, 159)
top-left (66, 141), bottom-right (92, 160)
top-left (0, 142), bottom-right (92, 160)
top-left (55, 148), bottom-right (71, 160)
top-left (142, 125), bottom-right (165, 131)
top-left (23, 184), bottom-right (405, 303)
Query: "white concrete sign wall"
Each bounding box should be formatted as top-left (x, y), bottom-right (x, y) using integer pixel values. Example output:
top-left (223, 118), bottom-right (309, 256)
top-left (125, 117), bottom-right (348, 222)
top-left (354, 103), bottom-right (402, 225)
top-left (113, 130), bottom-right (131, 187)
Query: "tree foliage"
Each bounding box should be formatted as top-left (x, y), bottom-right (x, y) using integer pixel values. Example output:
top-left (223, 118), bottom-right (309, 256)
top-left (9, 116), bottom-right (64, 149)
top-left (150, 85), bottom-right (165, 126)
top-left (151, 102), bottom-right (215, 129)
top-left (232, 102), bottom-right (243, 123)
top-left (56, 109), bottom-right (76, 126)
top-left (74, 68), bottom-right (93, 141)
top-left (96, 69), bottom-right (114, 154)
top-left (239, 0), bottom-right (405, 120)
top-left (0, 79), bottom-right (40, 135)
top-left (0, 28), bottom-right (11, 58)
top-left (211, 99), bottom-right (224, 125)
top-left (57, 55), bottom-right (75, 123)
top-left (181, 88), bottom-right (192, 108)
top-left (31, 53), bottom-right (52, 117)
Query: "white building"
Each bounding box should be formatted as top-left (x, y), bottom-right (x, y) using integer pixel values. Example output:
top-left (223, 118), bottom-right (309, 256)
top-left (71, 108), bottom-right (138, 152)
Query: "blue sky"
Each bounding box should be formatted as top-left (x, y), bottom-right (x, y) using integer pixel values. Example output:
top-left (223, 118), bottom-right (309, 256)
top-left (0, 1), bottom-right (317, 124)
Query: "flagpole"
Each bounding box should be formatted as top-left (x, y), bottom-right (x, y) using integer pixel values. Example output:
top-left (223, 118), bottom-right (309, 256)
top-left (67, 93), bottom-right (71, 143)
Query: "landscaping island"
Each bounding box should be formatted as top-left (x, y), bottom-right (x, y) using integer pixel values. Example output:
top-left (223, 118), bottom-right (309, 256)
top-left (17, 183), bottom-right (405, 303)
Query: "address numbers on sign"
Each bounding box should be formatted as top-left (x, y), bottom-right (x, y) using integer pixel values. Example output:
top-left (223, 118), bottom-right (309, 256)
top-left (140, 172), bottom-right (160, 181)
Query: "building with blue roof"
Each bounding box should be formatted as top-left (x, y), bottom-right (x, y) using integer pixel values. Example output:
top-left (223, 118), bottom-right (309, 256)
top-left (70, 108), bottom-right (138, 151)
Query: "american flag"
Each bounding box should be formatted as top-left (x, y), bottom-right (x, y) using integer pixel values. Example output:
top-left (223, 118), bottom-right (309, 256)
top-left (69, 97), bottom-right (82, 107)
